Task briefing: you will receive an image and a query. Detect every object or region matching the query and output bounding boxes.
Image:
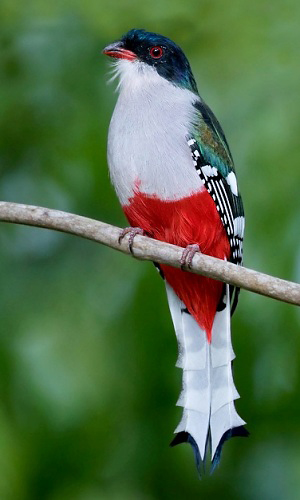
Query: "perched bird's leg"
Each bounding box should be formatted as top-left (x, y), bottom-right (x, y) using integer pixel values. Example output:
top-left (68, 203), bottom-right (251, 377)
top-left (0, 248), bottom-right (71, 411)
top-left (118, 227), bottom-right (145, 254)
top-left (180, 244), bottom-right (200, 270)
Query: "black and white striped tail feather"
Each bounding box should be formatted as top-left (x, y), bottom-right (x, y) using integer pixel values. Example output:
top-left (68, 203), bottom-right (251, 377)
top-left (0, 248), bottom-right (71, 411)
top-left (166, 283), bottom-right (248, 473)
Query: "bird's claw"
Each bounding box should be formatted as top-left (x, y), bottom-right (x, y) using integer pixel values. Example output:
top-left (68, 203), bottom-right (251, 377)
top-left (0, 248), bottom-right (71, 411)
top-left (180, 244), bottom-right (200, 270)
top-left (118, 227), bottom-right (145, 254)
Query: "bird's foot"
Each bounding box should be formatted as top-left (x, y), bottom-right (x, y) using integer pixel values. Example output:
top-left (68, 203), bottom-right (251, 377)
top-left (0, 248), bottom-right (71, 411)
top-left (180, 244), bottom-right (200, 270)
top-left (118, 227), bottom-right (145, 254)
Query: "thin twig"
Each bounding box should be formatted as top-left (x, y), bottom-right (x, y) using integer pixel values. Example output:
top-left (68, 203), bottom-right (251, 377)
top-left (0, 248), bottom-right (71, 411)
top-left (0, 201), bottom-right (299, 306)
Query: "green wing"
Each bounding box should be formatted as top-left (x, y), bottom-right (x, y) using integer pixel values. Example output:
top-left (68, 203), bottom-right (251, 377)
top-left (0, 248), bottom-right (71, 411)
top-left (188, 99), bottom-right (245, 313)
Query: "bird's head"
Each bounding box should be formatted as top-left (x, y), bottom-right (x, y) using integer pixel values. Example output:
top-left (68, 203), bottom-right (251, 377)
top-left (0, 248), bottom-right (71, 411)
top-left (103, 29), bottom-right (198, 94)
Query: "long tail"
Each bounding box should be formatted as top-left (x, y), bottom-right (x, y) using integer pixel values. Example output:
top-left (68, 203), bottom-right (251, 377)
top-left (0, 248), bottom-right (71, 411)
top-left (166, 283), bottom-right (248, 472)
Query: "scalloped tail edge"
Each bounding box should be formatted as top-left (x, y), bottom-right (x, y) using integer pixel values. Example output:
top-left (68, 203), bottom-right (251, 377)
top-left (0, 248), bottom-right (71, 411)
top-left (170, 426), bottom-right (249, 476)
top-left (211, 425), bottom-right (249, 473)
top-left (170, 431), bottom-right (203, 476)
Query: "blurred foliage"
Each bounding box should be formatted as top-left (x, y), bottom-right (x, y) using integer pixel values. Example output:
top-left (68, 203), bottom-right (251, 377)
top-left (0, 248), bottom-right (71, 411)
top-left (0, 0), bottom-right (300, 499)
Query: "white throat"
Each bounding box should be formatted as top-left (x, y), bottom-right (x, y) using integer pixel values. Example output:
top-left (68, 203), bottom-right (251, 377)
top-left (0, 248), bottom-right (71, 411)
top-left (107, 59), bottom-right (204, 205)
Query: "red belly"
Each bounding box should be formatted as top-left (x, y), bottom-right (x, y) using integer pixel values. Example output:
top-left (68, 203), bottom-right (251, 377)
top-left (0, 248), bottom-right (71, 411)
top-left (123, 188), bottom-right (230, 341)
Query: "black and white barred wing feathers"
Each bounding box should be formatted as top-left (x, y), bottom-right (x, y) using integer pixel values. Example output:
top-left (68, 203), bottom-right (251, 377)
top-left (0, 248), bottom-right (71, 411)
top-left (188, 99), bottom-right (245, 313)
top-left (187, 137), bottom-right (244, 267)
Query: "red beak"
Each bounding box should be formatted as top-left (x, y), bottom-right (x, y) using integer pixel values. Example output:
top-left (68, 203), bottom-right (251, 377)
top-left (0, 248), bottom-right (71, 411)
top-left (102, 42), bottom-right (136, 61)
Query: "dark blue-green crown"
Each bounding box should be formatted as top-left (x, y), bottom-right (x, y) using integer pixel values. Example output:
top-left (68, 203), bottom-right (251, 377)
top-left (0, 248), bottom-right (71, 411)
top-left (120, 29), bottom-right (198, 94)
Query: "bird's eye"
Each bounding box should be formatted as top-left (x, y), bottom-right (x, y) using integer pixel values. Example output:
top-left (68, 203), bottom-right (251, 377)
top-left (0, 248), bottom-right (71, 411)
top-left (149, 46), bottom-right (164, 59)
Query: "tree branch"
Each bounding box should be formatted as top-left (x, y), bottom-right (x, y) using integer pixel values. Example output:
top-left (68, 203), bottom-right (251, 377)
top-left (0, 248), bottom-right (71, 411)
top-left (0, 201), bottom-right (299, 306)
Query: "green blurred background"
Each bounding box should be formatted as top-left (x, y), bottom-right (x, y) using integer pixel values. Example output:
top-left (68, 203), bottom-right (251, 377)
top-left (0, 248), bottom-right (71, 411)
top-left (0, 0), bottom-right (300, 498)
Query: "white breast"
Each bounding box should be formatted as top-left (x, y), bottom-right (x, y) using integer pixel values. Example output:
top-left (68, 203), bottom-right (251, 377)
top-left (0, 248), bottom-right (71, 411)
top-left (107, 60), bottom-right (204, 205)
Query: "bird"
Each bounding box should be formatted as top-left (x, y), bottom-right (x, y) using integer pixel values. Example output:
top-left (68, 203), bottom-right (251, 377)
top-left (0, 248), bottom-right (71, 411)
top-left (103, 29), bottom-right (248, 472)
